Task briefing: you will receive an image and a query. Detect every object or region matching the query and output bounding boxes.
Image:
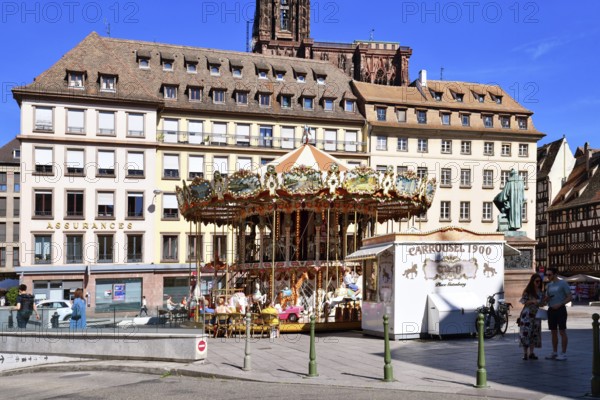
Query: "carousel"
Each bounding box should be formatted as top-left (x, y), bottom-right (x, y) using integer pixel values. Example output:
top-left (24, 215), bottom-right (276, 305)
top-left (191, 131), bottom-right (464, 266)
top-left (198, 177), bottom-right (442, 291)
top-left (176, 131), bottom-right (436, 330)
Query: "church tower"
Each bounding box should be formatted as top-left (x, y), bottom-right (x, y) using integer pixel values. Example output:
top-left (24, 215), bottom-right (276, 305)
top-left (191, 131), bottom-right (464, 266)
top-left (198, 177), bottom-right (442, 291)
top-left (252, 0), bottom-right (313, 58)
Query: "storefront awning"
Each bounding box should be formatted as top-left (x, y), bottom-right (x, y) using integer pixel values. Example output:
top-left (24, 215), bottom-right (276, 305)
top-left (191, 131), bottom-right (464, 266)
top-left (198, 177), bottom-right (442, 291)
top-left (504, 243), bottom-right (521, 257)
top-left (345, 244), bottom-right (393, 261)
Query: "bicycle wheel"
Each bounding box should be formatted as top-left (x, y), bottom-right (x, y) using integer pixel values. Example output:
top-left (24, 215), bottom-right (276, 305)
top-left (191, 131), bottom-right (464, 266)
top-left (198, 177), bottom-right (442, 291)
top-left (484, 313), bottom-right (497, 338)
top-left (499, 311), bottom-right (509, 335)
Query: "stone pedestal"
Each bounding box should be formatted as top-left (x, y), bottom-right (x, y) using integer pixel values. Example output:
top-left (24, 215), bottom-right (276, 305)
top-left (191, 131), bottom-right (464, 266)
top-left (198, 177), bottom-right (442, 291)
top-left (503, 232), bottom-right (538, 307)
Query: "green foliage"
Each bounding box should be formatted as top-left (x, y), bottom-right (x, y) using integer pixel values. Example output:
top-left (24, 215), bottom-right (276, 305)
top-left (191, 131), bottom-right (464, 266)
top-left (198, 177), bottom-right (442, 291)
top-left (6, 287), bottom-right (18, 306)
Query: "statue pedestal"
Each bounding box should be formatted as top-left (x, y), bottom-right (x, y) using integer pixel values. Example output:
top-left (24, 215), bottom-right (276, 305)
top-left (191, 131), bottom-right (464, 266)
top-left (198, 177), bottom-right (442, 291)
top-left (503, 232), bottom-right (538, 307)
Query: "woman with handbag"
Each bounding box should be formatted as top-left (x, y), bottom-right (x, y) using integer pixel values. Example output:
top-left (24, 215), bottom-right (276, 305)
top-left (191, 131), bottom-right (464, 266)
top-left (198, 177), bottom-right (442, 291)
top-left (70, 288), bottom-right (87, 330)
top-left (518, 273), bottom-right (545, 360)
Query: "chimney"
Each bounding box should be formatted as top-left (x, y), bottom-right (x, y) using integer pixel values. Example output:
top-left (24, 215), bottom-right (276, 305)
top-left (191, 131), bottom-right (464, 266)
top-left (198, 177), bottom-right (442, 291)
top-left (419, 69), bottom-right (427, 88)
top-left (585, 142), bottom-right (591, 172)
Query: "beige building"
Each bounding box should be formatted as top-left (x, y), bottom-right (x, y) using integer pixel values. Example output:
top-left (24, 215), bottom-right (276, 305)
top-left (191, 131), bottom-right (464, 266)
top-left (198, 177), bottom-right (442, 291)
top-left (0, 138), bottom-right (21, 276)
top-left (352, 74), bottom-right (544, 239)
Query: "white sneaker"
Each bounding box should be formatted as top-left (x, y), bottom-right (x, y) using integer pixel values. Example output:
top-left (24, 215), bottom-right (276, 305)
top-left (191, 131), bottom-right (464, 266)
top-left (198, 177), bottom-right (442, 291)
top-left (545, 352), bottom-right (557, 360)
top-left (556, 353), bottom-right (567, 361)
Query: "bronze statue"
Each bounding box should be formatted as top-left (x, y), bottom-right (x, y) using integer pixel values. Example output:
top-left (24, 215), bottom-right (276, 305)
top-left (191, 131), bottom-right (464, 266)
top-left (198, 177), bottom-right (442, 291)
top-left (493, 168), bottom-right (525, 231)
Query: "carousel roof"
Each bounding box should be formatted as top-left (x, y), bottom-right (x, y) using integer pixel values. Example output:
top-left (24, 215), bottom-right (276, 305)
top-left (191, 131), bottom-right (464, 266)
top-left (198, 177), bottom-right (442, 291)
top-left (263, 144), bottom-right (350, 173)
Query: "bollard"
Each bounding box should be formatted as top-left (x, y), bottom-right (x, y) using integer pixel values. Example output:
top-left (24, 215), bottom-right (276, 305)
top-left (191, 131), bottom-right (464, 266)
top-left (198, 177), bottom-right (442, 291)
top-left (243, 312), bottom-right (251, 371)
top-left (592, 313), bottom-right (600, 397)
top-left (8, 311), bottom-right (13, 329)
top-left (383, 314), bottom-right (394, 382)
top-left (51, 312), bottom-right (59, 329)
top-left (474, 313), bottom-right (488, 388)
top-left (308, 314), bottom-right (318, 377)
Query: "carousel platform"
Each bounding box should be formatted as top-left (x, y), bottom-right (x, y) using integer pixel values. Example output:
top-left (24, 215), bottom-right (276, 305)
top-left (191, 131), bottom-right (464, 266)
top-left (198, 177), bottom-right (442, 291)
top-left (279, 320), bottom-right (361, 333)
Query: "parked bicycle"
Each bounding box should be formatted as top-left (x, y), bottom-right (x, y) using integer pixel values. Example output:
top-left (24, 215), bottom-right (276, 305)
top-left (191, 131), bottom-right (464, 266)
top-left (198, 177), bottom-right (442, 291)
top-left (475, 291), bottom-right (512, 339)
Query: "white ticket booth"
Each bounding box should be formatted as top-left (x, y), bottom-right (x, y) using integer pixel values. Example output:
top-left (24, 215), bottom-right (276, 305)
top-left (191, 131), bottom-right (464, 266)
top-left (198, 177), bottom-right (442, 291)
top-left (349, 227), bottom-right (513, 340)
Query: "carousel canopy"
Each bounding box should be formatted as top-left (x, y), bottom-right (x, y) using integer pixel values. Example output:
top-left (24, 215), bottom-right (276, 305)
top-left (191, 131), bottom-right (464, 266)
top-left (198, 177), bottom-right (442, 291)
top-left (176, 143), bottom-right (437, 224)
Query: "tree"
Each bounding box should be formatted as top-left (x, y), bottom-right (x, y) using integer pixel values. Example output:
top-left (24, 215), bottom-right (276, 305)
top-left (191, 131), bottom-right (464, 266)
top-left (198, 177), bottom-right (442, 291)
top-left (6, 287), bottom-right (18, 306)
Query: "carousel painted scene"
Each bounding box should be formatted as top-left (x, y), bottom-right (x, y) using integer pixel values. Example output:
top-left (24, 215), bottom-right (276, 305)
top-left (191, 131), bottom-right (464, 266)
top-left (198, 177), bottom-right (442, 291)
top-left (176, 131), bottom-right (437, 334)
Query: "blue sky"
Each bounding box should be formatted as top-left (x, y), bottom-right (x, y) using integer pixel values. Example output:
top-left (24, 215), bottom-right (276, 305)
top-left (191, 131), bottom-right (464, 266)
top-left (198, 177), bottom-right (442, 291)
top-left (0, 0), bottom-right (598, 149)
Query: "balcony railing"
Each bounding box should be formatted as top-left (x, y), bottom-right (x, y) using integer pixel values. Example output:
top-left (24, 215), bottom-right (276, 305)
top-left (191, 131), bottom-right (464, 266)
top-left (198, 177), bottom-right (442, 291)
top-left (157, 130), bottom-right (368, 153)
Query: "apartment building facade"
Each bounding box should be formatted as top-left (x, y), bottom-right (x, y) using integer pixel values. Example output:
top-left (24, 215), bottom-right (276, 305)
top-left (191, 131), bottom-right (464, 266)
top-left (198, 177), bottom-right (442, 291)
top-left (0, 138), bottom-right (21, 276)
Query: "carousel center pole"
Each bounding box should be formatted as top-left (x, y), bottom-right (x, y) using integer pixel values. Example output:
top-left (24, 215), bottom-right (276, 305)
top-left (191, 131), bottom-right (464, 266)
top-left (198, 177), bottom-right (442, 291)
top-left (271, 207), bottom-right (276, 303)
top-left (326, 205), bottom-right (330, 292)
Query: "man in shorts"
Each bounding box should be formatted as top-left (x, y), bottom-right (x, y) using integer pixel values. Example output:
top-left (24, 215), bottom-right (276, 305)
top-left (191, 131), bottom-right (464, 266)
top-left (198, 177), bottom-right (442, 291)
top-left (544, 267), bottom-right (572, 361)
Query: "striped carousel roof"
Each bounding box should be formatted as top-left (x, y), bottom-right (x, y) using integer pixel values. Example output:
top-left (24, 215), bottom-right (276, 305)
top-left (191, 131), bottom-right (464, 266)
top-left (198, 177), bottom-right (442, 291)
top-left (263, 143), bottom-right (350, 174)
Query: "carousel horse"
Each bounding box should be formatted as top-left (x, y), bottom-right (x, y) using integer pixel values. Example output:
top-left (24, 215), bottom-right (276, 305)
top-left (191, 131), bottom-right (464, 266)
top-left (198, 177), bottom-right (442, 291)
top-left (229, 291), bottom-right (248, 313)
top-left (252, 283), bottom-right (267, 311)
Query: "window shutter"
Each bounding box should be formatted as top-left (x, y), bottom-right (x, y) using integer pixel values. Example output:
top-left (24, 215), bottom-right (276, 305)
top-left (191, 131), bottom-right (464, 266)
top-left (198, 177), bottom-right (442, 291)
top-left (35, 148), bottom-right (52, 165)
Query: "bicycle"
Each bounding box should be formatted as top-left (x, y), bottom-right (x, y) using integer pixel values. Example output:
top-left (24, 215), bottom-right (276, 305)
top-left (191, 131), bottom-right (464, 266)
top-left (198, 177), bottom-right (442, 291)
top-left (475, 292), bottom-right (512, 339)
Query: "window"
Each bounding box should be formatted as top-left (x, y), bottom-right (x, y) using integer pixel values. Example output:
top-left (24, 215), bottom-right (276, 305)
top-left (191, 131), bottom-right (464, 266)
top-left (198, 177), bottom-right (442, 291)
top-left (477, 94), bottom-right (485, 103)
top-left (12, 149), bottom-right (20, 159)
top-left (501, 143), bottom-right (511, 156)
top-left (441, 140), bottom-right (452, 154)
top-left (34, 190), bottom-right (52, 217)
top-left (187, 235), bottom-right (203, 262)
top-left (0, 224), bottom-right (4, 242)
top-left (316, 76), bottom-right (326, 85)
top-left (493, 95), bottom-right (503, 104)
top-left (65, 235), bottom-right (83, 263)
top-left (396, 109), bottom-right (407, 122)
top-left (211, 122), bottom-right (227, 145)
top-left (500, 116), bottom-right (510, 128)
top-left (13, 222), bottom-right (19, 242)
top-left (164, 85), bottom-right (177, 99)
top-left (455, 93), bottom-right (464, 102)
top-left (100, 75), bottom-right (116, 92)
top-left (460, 169), bottom-right (472, 187)
top-left (0, 173), bottom-right (7, 192)
top-left (162, 194), bottom-right (179, 219)
top-left (98, 111), bottom-right (116, 135)
top-left (188, 155), bottom-right (204, 179)
top-left (483, 170), bottom-right (494, 188)
top-left (162, 60), bottom-right (173, 71)
top-left (397, 166), bottom-right (408, 175)
top-left (261, 158), bottom-right (274, 166)
top-left (0, 247), bottom-right (5, 267)
top-left (34, 106), bottom-right (53, 131)
top-left (483, 142), bottom-right (494, 156)
top-left (344, 100), bottom-right (355, 112)
top-left (236, 124), bottom-right (250, 146)
top-left (441, 113), bottom-right (450, 125)
top-left (259, 126), bottom-right (273, 148)
top-left (417, 110), bottom-right (427, 124)
top-left (460, 141), bottom-right (471, 155)
top-left (519, 171), bottom-right (529, 189)
top-left (127, 192), bottom-right (144, 218)
top-left (66, 191), bottom-right (84, 218)
top-left (324, 130), bottom-right (337, 151)
top-left (127, 152), bottom-right (144, 177)
top-left (324, 98), bottom-right (334, 111)
top-left (162, 118), bottom-right (179, 143)
top-left (213, 235), bottom-right (227, 260)
top-left (397, 137), bottom-right (408, 152)
top-left (483, 115), bottom-right (493, 128)
top-left (127, 113), bottom-right (144, 137)
top-left (13, 173), bottom-right (19, 192)
top-left (127, 234), bottom-right (143, 263)
top-left (459, 201), bottom-right (471, 221)
top-left (187, 63), bottom-right (197, 73)
top-left (259, 93), bottom-right (271, 107)
top-left (303, 97), bottom-right (314, 110)
top-left (66, 149), bottom-right (84, 175)
top-left (232, 67), bottom-right (242, 78)
top-left (376, 107), bottom-right (387, 121)
top-left (189, 87), bottom-right (202, 101)
top-left (68, 71), bottom-right (84, 88)
top-left (13, 198), bottom-right (19, 217)
top-left (13, 247), bottom-right (19, 267)
top-left (97, 234), bottom-right (114, 263)
top-left (163, 154), bottom-right (180, 178)
top-left (440, 168), bottom-right (452, 187)
top-left (297, 74), bottom-right (306, 83)
top-left (376, 165), bottom-right (387, 173)
top-left (162, 235), bottom-right (178, 261)
top-left (276, 72), bottom-right (285, 81)
top-left (34, 235), bottom-right (52, 264)
top-left (210, 65), bottom-right (220, 76)
top-left (236, 91), bottom-right (248, 105)
top-left (66, 109), bottom-right (85, 133)
top-left (213, 89), bottom-right (225, 104)
top-left (188, 120), bottom-right (203, 144)
top-left (34, 147), bottom-right (53, 174)
top-left (440, 201), bottom-right (451, 221)
top-left (258, 71), bottom-right (268, 79)
top-left (517, 117), bottom-right (528, 130)
top-left (482, 202), bottom-right (493, 221)
top-left (376, 136), bottom-right (388, 151)
top-left (138, 58), bottom-right (149, 68)
top-left (345, 130), bottom-right (358, 152)
top-left (518, 144), bottom-right (529, 157)
top-left (97, 150), bottom-right (115, 176)
top-left (432, 91), bottom-right (442, 101)
top-left (281, 95), bottom-right (292, 108)
top-left (237, 157), bottom-right (253, 171)
top-left (522, 202), bottom-right (528, 222)
top-left (97, 192), bottom-right (114, 218)
top-left (417, 167), bottom-right (427, 179)
top-left (500, 170), bottom-right (510, 188)
top-left (461, 114), bottom-right (470, 127)
top-left (417, 138), bottom-right (428, 153)
top-left (281, 126), bottom-right (295, 149)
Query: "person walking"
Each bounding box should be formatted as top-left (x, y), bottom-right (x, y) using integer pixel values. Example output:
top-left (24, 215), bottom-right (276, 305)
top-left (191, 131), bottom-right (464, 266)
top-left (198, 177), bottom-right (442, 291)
top-left (70, 288), bottom-right (87, 330)
top-left (518, 274), bottom-right (544, 360)
top-left (544, 267), bottom-right (572, 361)
top-left (140, 296), bottom-right (148, 316)
top-left (15, 284), bottom-right (39, 329)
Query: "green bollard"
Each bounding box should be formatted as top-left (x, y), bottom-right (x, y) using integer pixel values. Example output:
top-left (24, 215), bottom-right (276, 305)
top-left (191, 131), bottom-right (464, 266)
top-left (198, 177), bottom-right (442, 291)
top-left (308, 314), bottom-right (318, 377)
top-left (592, 313), bottom-right (600, 397)
top-left (243, 312), bottom-right (251, 371)
top-left (383, 314), bottom-right (394, 382)
top-left (474, 313), bottom-right (488, 388)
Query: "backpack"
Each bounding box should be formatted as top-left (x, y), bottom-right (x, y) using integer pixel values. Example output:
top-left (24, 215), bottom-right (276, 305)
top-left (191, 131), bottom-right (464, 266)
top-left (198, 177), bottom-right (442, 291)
top-left (71, 303), bottom-right (82, 321)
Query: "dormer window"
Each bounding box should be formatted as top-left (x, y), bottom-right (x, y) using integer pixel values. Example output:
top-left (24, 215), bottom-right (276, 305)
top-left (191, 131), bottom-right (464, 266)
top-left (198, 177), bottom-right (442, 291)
top-left (517, 117), bottom-right (528, 130)
top-left (297, 74), bottom-right (306, 83)
top-left (188, 86), bottom-right (202, 102)
top-left (281, 95), bottom-right (292, 109)
top-left (483, 115), bottom-right (493, 128)
top-left (213, 89), bottom-right (225, 104)
top-left (68, 71), bottom-right (84, 88)
top-left (236, 91), bottom-right (248, 105)
top-left (500, 115), bottom-right (510, 128)
top-left (12, 149), bottom-right (20, 159)
top-left (259, 93), bottom-right (271, 107)
top-left (493, 94), bottom-right (503, 104)
top-left (432, 91), bottom-right (442, 101)
top-left (258, 71), bottom-right (268, 79)
top-left (100, 75), bottom-right (116, 92)
top-left (210, 66), bottom-right (219, 75)
top-left (163, 61), bottom-right (173, 71)
top-left (317, 76), bottom-right (326, 85)
top-left (232, 68), bottom-right (242, 77)
top-left (184, 55), bottom-right (198, 73)
top-left (163, 85), bottom-right (177, 100)
top-left (187, 63), bottom-right (197, 73)
top-left (139, 58), bottom-right (149, 69)
top-left (276, 72), bottom-right (285, 81)
top-left (344, 100), bottom-right (355, 112)
top-left (303, 97), bottom-right (314, 110)
top-left (324, 98), bottom-right (334, 111)
top-left (477, 93), bottom-right (485, 103)
top-left (161, 52), bottom-right (175, 71)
